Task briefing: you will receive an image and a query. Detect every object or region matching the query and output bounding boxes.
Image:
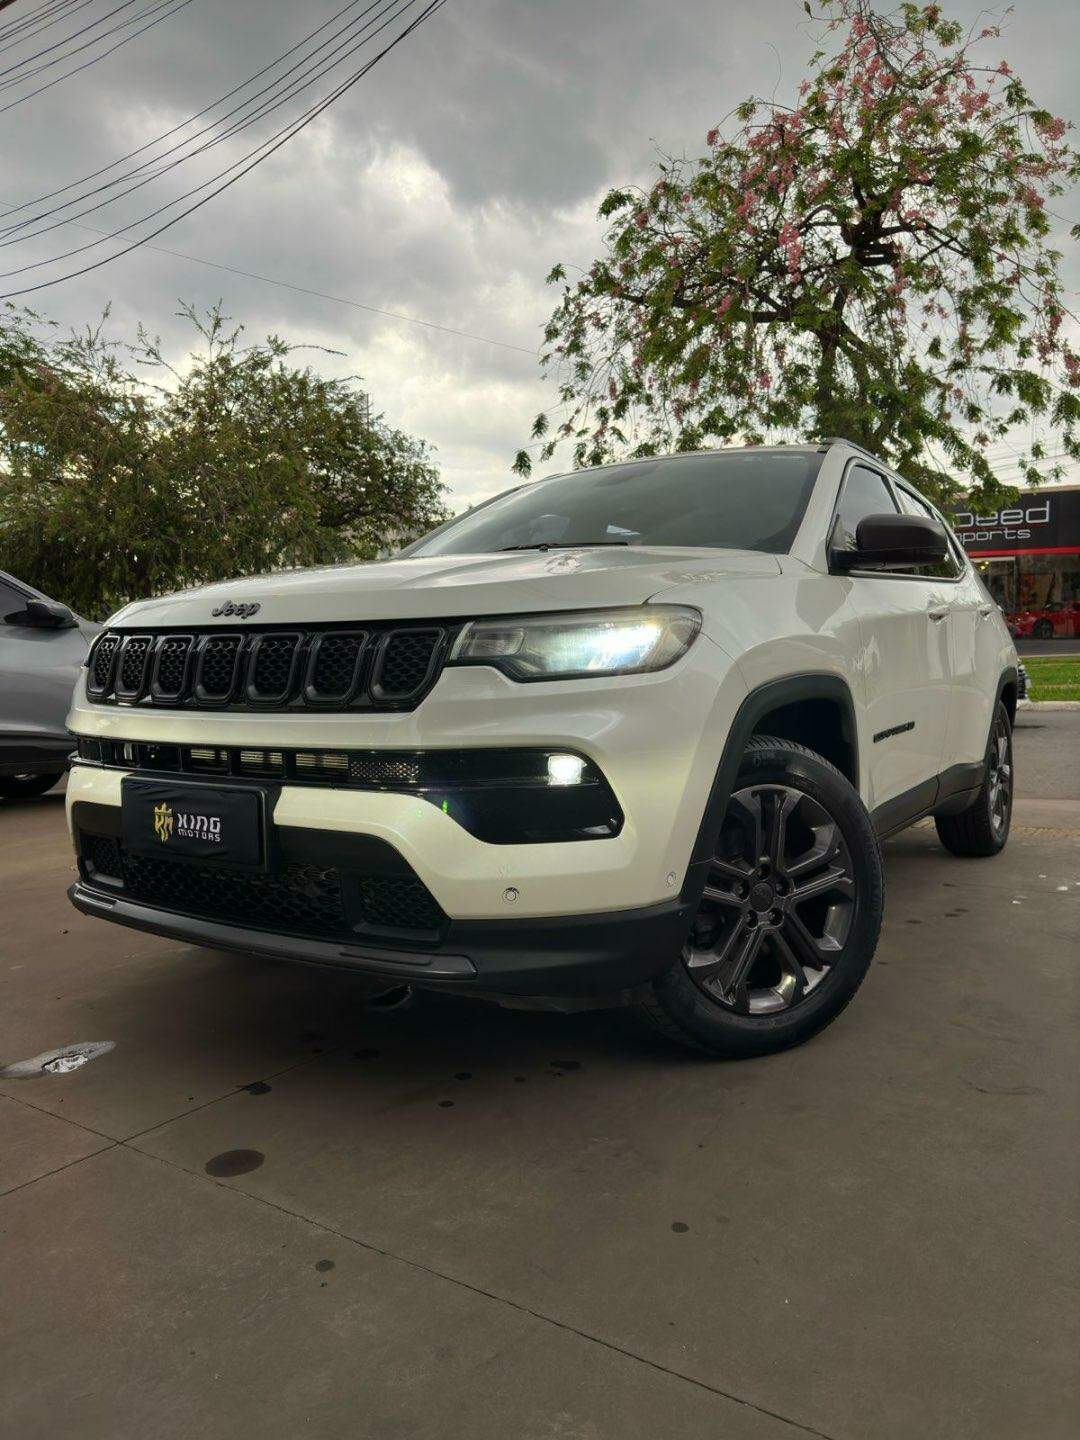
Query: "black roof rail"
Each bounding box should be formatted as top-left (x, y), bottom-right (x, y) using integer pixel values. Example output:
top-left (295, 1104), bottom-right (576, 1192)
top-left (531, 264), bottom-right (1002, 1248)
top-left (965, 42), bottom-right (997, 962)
top-left (817, 436), bottom-right (882, 462)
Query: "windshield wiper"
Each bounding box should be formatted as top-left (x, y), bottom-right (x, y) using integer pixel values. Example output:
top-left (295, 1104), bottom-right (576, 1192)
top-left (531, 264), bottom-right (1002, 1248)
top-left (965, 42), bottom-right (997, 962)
top-left (498, 540), bottom-right (633, 552)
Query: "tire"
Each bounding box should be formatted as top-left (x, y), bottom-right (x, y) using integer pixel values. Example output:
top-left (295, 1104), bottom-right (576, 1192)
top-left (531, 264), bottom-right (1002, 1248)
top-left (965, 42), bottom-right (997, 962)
top-left (639, 736), bottom-right (884, 1059)
top-left (0, 771), bottom-right (63, 800)
top-left (1032, 619), bottom-right (1053, 639)
top-left (934, 702), bottom-right (1013, 858)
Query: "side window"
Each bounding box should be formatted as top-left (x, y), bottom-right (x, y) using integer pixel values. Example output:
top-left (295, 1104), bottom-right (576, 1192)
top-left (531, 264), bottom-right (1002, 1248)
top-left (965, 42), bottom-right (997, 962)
top-left (832, 464), bottom-right (898, 552)
top-left (894, 486), bottom-right (964, 579)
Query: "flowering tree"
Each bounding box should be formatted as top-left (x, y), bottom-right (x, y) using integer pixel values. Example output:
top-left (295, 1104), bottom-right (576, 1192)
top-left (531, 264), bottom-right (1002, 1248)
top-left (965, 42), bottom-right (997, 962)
top-left (516, 0), bottom-right (1078, 505)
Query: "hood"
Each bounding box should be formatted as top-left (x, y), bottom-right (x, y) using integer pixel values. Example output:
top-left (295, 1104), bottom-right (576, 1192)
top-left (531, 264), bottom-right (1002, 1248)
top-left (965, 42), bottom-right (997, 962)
top-left (107, 547), bottom-right (781, 627)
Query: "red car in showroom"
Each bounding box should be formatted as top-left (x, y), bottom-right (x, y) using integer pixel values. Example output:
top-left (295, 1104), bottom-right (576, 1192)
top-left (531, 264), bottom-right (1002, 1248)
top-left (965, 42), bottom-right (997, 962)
top-left (1006, 601), bottom-right (1080, 640)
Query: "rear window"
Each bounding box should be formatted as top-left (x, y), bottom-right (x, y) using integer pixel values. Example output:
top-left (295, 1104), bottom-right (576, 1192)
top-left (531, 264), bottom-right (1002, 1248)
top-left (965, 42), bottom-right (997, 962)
top-left (410, 451), bottom-right (823, 557)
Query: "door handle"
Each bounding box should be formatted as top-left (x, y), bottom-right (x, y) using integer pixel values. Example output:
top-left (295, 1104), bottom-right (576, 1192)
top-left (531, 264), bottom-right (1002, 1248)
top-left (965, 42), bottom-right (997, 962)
top-left (927, 606), bottom-right (949, 622)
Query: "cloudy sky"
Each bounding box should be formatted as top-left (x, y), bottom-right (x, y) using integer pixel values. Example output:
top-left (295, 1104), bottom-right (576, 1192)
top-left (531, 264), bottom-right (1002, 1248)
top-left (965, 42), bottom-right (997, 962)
top-left (5, 0), bottom-right (1078, 510)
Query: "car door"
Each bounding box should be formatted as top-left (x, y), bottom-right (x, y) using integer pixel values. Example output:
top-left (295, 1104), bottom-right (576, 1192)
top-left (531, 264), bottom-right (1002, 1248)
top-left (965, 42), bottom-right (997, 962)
top-left (831, 463), bottom-right (953, 811)
top-left (892, 484), bottom-right (989, 776)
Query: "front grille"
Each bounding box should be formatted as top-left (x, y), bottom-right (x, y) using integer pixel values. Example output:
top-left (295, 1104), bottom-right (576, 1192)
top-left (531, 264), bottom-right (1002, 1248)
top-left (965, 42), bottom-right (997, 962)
top-left (125, 852), bottom-right (347, 936)
top-left (196, 634), bottom-right (243, 701)
top-left (83, 833), bottom-right (123, 881)
top-left (78, 832), bottom-right (447, 942)
top-left (375, 629), bottom-right (441, 698)
top-left (86, 623), bottom-right (450, 712)
top-left (248, 633), bottom-right (301, 702)
top-left (355, 875), bottom-right (446, 931)
top-left (89, 634), bottom-right (120, 695)
top-left (153, 635), bottom-right (192, 699)
top-left (306, 632), bottom-right (366, 701)
top-left (349, 754), bottom-right (421, 786)
top-left (116, 635), bottom-right (152, 699)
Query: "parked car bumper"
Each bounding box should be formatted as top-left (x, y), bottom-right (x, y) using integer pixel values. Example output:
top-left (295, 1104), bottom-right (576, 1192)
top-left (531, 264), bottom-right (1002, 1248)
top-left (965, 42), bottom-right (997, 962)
top-left (0, 732), bottom-right (73, 776)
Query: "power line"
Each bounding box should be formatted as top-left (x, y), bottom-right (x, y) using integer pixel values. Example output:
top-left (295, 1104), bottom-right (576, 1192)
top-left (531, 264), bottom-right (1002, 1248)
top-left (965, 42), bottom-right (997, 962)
top-left (0, 0), bottom-right (377, 222)
top-left (0, 0), bottom-right (146, 79)
top-left (0, 0), bottom-right (404, 236)
top-left (83, 224), bottom-right (540, 355)
top-left (0, 2), bottom-right (93, 58)
top-left (0, 0), bottom-right (450, 298)
top-left (0, 0), bottom-right (191, 112)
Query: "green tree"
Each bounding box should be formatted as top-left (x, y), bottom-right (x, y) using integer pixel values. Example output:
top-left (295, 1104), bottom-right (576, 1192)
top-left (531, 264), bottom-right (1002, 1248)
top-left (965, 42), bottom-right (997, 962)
top-left (0, 303), bottom-right (448, 618)
top-left (517, 0), bottom-right (1078, 506)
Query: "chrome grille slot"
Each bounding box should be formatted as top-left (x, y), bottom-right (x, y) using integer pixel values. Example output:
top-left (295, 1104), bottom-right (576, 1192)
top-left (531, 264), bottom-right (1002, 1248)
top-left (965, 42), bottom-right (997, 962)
top-left (187, 745), bottom-right (229, 773)
top-left (238, 749), bottom-right (284, 776)
top-left (295, 751), bottom-right (349, 779)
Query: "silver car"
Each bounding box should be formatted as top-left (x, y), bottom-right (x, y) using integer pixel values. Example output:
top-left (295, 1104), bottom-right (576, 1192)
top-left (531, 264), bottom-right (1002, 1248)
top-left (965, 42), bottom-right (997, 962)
top-left (0, 571), bottom-right (99, 800)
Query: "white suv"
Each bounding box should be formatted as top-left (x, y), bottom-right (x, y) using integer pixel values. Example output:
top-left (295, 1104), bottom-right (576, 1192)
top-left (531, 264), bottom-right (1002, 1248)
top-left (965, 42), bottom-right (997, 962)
top-left (66, 440), bottom-right (1018, 1057)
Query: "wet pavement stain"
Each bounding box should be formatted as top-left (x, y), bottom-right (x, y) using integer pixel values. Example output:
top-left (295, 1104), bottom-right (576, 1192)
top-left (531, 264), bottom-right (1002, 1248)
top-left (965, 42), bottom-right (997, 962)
top-left (205, 1149), bottom-right (265, 1178)
top-left (438, 1100), bottom-right (455, 1109)
top-left (240, 1081), bottom-right (272, 1095)
top-left (315, 1259), bottom-right (335, 1273)
top-left (671, 1222), bottom-right (690, 1234)
top-left (454, 1072), bottom-right (472, 1081)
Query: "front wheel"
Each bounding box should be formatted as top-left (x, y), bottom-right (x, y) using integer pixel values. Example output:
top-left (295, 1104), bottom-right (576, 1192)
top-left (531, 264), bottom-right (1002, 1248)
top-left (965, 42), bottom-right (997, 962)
top-left (639, 737), bottom-right (884, 1058)
top-left (0, 771), bottom-right (63, 800)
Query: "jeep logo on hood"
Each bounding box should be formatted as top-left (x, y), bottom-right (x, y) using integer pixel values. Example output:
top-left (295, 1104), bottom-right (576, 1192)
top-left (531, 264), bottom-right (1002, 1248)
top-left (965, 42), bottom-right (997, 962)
top-left (211, 600), bottom-right (261, 619)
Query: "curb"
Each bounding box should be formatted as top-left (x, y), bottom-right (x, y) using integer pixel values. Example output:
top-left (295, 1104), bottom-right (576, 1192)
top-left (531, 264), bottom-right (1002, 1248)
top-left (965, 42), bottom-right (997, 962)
top-left (1017, 699), bottom-right (1080, 711)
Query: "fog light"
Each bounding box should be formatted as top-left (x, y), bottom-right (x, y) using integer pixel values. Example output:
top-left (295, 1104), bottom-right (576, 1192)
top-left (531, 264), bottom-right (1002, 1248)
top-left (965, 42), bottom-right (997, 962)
top-left (547, 753), bottom-right (585, 786)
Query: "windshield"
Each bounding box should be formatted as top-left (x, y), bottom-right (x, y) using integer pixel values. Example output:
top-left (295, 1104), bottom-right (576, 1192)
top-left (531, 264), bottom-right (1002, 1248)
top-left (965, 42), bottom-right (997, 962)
top-left (409, 450), bottom-right (823, 557)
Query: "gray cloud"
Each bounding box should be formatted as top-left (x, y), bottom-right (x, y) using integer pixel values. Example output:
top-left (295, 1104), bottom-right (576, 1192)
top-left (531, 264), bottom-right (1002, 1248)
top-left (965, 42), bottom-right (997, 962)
top-left (5, 0), bottom-right (1077, 509)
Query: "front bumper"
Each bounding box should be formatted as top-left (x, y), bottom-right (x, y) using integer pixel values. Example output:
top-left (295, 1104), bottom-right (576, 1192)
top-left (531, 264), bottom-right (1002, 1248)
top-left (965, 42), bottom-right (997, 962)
top-left (68, 879), bottom-right (692, 996)
top-left (65, 650), bottom-right (746, 994)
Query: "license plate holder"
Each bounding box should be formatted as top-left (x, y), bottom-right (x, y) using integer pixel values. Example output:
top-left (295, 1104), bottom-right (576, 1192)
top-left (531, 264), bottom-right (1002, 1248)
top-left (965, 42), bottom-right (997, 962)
top-left (121, 778), bottom-right (266, 870)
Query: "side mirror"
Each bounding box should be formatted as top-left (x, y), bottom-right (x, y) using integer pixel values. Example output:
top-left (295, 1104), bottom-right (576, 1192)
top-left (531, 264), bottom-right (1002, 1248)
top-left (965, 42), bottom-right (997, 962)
top-left (4, 597), bottom-right (78, 629)
top-left (832, 513), bottom-right (949, 571)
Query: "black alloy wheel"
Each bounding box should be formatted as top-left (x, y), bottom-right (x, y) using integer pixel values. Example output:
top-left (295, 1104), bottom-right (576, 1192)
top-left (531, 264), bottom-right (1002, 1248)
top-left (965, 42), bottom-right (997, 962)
top-left (684, 783), bottom-right (856, 1016)
top-left (935, 702), bottom-right (1014, 857)
top-left (640, 736), bottom-right (883, 1058)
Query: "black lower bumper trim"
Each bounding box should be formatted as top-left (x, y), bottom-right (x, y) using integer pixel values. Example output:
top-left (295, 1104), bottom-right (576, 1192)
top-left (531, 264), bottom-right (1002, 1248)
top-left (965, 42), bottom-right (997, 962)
top-left (68, 881), bottom-right (691, 996)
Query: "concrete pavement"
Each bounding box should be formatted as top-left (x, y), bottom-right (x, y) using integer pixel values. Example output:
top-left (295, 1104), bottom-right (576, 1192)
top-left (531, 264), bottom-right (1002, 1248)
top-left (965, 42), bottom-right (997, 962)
top-left (2, 714), bottom-right (1078, 1440)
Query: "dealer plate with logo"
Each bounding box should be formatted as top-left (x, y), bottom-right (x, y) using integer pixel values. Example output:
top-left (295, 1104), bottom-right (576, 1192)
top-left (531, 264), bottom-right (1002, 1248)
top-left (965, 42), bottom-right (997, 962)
top-left (121, 779), bottom-right (265, 868)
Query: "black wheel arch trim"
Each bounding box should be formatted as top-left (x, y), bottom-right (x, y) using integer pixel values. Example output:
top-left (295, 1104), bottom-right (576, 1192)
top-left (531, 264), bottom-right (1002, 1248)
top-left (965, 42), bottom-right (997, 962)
top-left (681, 672), bottom-right (859, 907)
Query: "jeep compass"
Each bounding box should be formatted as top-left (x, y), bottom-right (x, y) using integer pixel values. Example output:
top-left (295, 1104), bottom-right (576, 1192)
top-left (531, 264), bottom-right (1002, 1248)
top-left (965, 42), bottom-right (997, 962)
top-left (65, 440), bottom-right (1019, 1056)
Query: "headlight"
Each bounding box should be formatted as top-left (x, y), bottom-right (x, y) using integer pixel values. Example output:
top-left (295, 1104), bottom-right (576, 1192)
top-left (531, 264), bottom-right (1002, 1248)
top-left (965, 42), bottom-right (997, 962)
top-left (449, 606), bottom-right (701, 681)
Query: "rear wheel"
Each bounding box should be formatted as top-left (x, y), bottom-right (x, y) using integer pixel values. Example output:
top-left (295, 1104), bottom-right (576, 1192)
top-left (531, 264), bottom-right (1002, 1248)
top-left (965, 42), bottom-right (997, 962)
top-left (1032, 619), bottom-right (1053, 639)
top-left (934, 702), bottom-right (1013, 857)
top-left (0, 771), bottom-right (63, 800)
top-left (639, 737), bottom-right (884, 1058)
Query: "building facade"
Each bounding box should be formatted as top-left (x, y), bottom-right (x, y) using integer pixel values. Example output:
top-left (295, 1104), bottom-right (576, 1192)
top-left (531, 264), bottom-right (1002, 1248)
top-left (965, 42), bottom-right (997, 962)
top-left (952, 485), bottom-right (1080, 639)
